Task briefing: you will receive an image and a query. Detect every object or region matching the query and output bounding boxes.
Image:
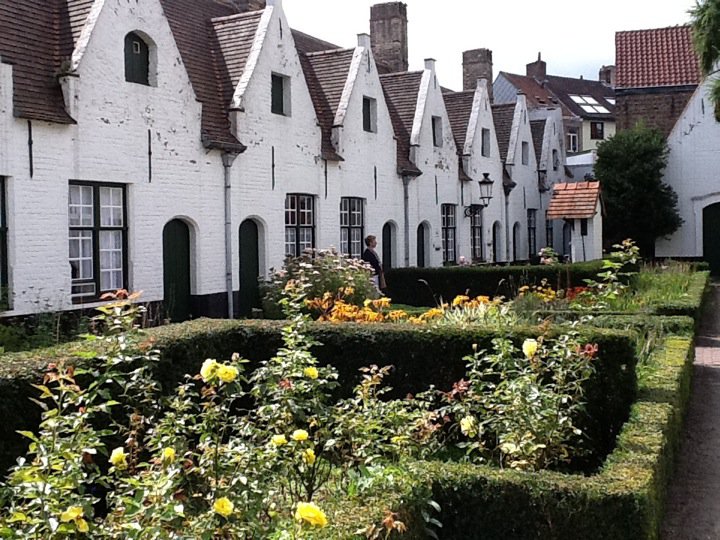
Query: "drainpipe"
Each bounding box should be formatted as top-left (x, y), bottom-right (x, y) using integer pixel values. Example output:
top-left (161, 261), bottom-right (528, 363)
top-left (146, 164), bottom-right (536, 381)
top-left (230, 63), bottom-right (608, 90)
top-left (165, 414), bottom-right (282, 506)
top-left (222, 151), bottom-right (240, 319)
top-left (504, 194), bottom-right (511, 262)
top-left (402, 175), bottom-right (411, 267)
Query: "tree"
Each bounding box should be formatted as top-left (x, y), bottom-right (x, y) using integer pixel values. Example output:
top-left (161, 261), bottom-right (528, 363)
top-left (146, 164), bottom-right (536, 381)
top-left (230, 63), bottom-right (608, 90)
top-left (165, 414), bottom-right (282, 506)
top-left (691, 0), bottom-right (720, 119)
top-left (594, 124), bottom-right (682, 257)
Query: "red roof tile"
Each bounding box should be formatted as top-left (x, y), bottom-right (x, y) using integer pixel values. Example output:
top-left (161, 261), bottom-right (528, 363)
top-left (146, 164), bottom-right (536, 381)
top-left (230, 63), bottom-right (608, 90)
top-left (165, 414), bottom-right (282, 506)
top-left (491, 103), bottom-right (515, 162)
top-left (616, 25), bottom-right (701, 88)
top-left (547, 181), bottom-right (600, 219)
top-left (380, 71), bottom-right (423, 176)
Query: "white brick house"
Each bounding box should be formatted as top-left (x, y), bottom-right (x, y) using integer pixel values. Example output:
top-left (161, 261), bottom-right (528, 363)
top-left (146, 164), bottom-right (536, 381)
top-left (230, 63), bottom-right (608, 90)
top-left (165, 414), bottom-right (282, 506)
top-left (0, 0), bottom-right (573, 318)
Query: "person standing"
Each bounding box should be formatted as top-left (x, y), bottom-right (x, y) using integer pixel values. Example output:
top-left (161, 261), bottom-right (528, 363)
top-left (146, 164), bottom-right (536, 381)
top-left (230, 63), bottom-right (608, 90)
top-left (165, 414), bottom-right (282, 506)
top-left (362, 235), bottom-right (386, 292)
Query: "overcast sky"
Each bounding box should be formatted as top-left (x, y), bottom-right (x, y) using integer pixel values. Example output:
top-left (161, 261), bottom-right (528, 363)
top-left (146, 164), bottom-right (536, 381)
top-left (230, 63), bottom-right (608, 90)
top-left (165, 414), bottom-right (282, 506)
top-left (283, 0), bottom-right (697, 91)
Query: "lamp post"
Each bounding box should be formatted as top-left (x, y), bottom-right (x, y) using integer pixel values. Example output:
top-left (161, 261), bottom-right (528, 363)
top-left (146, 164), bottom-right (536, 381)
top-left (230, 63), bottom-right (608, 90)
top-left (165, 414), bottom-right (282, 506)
top-left (463, 173), bottom-right (494, 262)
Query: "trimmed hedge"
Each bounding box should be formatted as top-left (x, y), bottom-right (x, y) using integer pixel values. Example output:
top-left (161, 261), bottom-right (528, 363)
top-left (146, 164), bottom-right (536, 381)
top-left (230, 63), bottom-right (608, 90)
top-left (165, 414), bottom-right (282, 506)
top-left (0, 321), bottom-right (636, 476)
top-left (321, 334), bottom-right (695, 539)
top-left (385, 261), bottom-right (605, 307)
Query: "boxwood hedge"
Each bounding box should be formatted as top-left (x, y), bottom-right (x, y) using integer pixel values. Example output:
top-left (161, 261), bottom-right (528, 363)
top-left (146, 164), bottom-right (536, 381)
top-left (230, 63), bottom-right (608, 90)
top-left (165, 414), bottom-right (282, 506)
top-left (0, 321), bottom-right (636, 477)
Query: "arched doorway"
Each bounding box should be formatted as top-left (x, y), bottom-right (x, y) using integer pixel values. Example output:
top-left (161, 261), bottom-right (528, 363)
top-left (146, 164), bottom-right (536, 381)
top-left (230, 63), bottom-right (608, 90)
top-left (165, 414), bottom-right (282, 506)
top-left (417, 222), bottom-right (430, 267)
top-left (703, 203), bottom-right (720, 274)
top-left (382, 221), bottom-right (395, 273)
top-left (562, 221), bottom-right (572, 260)
top-left (239, 219), bottom-right (260, 317)
top-left (492, 221), bottom-right (501, 263)
top-left (163, 219), bottom-right (191, 322)
top-left (512, 222), bottom-right (521, 262)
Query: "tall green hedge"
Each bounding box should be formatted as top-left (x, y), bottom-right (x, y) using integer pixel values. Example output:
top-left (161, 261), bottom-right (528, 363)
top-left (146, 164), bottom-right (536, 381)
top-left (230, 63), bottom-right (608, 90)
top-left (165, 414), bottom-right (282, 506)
top-left (0, 321), bottom-right (636, 476)
top-left (385, 261), bottom-right (604, 307)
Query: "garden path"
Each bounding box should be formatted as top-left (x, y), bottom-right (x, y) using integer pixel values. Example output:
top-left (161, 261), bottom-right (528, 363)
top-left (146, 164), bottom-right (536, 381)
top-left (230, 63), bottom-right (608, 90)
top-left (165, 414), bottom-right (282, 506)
top-left (661, 281), bottom-right (720, 540)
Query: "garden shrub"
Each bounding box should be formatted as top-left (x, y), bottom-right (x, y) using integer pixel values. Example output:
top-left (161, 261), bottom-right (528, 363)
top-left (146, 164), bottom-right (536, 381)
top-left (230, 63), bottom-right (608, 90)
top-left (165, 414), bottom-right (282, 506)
top-left (385, 260), bottom-right (604, 307)
top-left (0, 319), bottom-right (636, 476)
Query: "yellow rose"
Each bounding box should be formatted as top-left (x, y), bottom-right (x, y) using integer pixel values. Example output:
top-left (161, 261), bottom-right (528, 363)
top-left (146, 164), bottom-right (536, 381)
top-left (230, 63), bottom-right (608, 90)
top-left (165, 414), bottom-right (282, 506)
top-left (162, 447), bottom-right (176, 463)
top-left (76, 518), bottom-right (89, 533)
top-left (214, 497), bottom-right (234, 518)
top-left (302, 448), bottom-right (316, 465)
top-left (200, 359), bottom-right (219, 382)
top-left (271, 434), bottom-right (288, 447)
top-left (522, 339), bottom-right (538, 359)
top-left (303, 366), bottom-right (319, 380)
top-left (109, 447), bottom-right (127, 469)
top-left (294, 501), bottom-right (328, 527)
top-left (60, 506), bottom-right (83, 523)
top-left (460, 416), bottom-right (478, 438)
top-left (216, 364), bottom-right (239, 383)
top-left (291, 429), bottom-right (309, 442)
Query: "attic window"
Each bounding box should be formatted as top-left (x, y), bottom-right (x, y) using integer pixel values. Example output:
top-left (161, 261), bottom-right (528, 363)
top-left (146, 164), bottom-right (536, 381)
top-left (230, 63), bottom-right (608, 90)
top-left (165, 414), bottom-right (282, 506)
top-left (432, 116), bottom-right (443, 147)
top-left (569, 95), bottom-right (610, 114)
top-left (363, 97), bottom-right (377, 133)
top-left (552, 149), bottom-right (559, 171)
top-left (124, 32), bottom-right (150, 86)
top-left (481, 128), bottom-right (491, 157)
top-left (271, 73), bottom-right (291, 116)
top-left (522, 141), bottom-right (529, 165)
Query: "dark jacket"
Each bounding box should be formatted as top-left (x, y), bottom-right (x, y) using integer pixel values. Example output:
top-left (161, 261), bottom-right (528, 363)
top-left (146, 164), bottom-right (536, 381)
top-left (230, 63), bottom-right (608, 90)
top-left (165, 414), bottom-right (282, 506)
top-left (362, 248), bottom-right (382, 276)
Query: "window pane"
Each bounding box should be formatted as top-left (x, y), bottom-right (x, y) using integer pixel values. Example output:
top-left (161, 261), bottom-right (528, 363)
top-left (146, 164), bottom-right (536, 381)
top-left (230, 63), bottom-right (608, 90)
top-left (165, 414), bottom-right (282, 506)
top-left (351, 229), bottom-right (362, 258)
top-left (100, 187), bottom-right (123, 227)
top-left (285, 228), bottom-right (297, 257)
top-left (272, 74), bottom-right (285, 115)
top-left (69, 185), bottom-right (94, 227)
top-left (99, 230), bottom-right (123, 291)
top-left (340, 228), bottom-right (349, 255)
top-left (299, 227), bottom-right (313, 252)
top-left (69, 230), bottom-right (93, 280)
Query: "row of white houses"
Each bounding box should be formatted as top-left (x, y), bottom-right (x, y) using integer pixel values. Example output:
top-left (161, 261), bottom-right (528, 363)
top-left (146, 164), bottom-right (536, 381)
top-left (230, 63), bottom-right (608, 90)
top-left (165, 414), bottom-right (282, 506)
top-left (0, 0), bottom-right (596, 319)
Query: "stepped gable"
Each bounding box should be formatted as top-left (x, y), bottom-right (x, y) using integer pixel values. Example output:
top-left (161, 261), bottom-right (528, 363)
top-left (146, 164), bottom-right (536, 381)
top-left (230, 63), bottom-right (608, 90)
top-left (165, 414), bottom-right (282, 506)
top-left (299, 48), bottom-right (355, 161)
top-left (616, 25), bottom-right (701, 88)
top-left (379, 70), bottom-right (424, 176)
top-left (547, 181), bottom-right (601, 219)
top-left (491, 103), bottom-right (516, 162)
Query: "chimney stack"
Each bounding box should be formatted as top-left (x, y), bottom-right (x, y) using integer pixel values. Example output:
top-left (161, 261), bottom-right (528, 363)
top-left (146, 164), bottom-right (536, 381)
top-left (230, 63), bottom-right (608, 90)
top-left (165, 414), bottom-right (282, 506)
top-left (370, 2), bottom-right (409, 73)
top-left (599, 65), bottom-right (616, 87)
top-left (526, 52), bottom-right (546, 80)
top-left (462, 48), bottom-right (493, 101)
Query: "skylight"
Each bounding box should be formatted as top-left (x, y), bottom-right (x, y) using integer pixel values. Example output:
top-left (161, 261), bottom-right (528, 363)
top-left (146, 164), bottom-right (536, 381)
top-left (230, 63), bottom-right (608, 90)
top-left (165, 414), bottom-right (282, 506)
top-left (569, 95), bottom-right (611, 114)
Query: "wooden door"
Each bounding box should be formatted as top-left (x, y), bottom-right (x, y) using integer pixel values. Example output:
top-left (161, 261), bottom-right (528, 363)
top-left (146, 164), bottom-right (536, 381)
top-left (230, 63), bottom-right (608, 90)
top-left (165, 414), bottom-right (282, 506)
top-left (239, 219), bottom-right (260, 317)
top-left (163, 219), bottom-right (191, 322)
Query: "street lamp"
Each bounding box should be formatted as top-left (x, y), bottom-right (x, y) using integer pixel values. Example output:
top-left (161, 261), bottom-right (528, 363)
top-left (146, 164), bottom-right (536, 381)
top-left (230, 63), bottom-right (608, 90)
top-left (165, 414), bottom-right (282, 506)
top-left (464, 173), bottom-right (494, 217)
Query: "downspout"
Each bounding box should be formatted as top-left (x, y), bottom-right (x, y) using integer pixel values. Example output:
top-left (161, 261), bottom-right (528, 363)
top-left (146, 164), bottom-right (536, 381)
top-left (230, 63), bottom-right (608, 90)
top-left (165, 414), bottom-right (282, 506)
top-left (222, 151), bottom-right (240, 319)
top-left (402, 175), bottom-right (411, 267)
top-left (504, 193), bottom-right (511, 262)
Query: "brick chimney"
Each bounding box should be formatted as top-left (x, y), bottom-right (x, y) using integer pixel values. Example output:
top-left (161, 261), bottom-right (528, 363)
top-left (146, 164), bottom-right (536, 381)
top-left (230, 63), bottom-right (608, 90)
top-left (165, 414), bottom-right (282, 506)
top-left (526, 52), bottom-right (546, 80)
top-left (599, 65), bottom-right (616, 87)
top-left (370, 2), bottom-right (409, 73)
top-left (462, 48), bottom-right (493, 101)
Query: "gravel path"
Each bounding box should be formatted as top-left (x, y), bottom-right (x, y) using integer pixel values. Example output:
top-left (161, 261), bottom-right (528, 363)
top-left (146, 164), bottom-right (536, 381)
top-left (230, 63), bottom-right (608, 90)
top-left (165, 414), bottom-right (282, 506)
top-left (661, 282), bottom-right (720, 540)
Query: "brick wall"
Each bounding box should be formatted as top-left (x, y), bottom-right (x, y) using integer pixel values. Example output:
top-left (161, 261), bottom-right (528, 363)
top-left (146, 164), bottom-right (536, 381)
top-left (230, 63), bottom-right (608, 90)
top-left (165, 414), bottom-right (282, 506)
top-left (616, 90), bottom-right (696, 137)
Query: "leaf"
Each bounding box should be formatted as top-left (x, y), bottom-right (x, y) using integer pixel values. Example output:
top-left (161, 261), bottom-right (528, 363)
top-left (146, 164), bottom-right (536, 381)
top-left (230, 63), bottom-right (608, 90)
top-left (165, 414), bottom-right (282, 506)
top-left (16, 431), bottom-right (38, 442)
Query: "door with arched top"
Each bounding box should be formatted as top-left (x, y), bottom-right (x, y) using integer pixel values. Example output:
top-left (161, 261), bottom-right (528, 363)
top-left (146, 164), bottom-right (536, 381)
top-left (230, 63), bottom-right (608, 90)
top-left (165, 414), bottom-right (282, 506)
top-left (163, 219), bottom-right (191, 322)
top-left (239, 219), bottom-right (260, 317)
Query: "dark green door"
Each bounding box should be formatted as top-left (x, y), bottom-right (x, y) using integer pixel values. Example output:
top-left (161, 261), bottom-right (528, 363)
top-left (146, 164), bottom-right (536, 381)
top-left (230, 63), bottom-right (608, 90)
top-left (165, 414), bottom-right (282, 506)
top-left (703, 203), bottom-right (720, 275)
top-left (382, 222), bottom-right (392, 272)
top-left (417, 224), bottom-right (426, 268)
top-left (163, 219), bottom-right (191, 322)
top-left (239, 219), bottom-right (260, 317)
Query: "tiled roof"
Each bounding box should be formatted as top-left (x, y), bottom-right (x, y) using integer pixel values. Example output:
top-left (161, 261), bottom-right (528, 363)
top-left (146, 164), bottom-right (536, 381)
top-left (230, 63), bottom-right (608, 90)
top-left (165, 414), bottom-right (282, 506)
top-left (0, 0), bottom-right (95, 124)
top-left (499, 72), bottom-right (572, 116)
top-left (299, 48), bottom-right (355, 161)
top-left (547, 181), bottom-right (601, 219)
top-left (291, 29), bottom-right (341, 54)
top-left (211, 11), bottom-right (264, 114)
top-left (443, 90), bottom-right (474, 152)
top-left (380, 71), bottom-right (424, 176)
top-left (616, 25), bottom-right (701, 88)
top-left (530, 119), bottom-right (545, 167)
top-left (491, 103), bottom-right (515, 162)
top-left (161, 0), bottom-right (246, 149)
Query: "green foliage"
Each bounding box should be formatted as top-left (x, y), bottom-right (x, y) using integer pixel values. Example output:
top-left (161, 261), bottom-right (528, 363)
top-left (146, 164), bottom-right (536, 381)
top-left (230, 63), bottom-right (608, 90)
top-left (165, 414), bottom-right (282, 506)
top-left (594, 125), bottom-right (682, 256)
top-left (262, 249), bottom-right (378, 319)
top-left (691, 0), bottom-right (720, 120)
top-left (386, 260), bottom-right (604, 307)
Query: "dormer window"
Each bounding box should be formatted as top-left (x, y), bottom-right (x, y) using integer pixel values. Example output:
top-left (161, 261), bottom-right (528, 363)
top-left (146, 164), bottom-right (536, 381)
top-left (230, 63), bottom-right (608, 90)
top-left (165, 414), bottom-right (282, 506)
top-left (124, 32), bottom-right (150, 86)
top-left (432, 116), bottom-right (443, 147)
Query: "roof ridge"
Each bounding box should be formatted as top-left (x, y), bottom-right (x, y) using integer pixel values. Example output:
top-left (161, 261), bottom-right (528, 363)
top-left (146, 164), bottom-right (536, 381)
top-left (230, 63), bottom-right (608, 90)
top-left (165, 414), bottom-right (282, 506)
top-left (617, 23), bottom-right (691, 35)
